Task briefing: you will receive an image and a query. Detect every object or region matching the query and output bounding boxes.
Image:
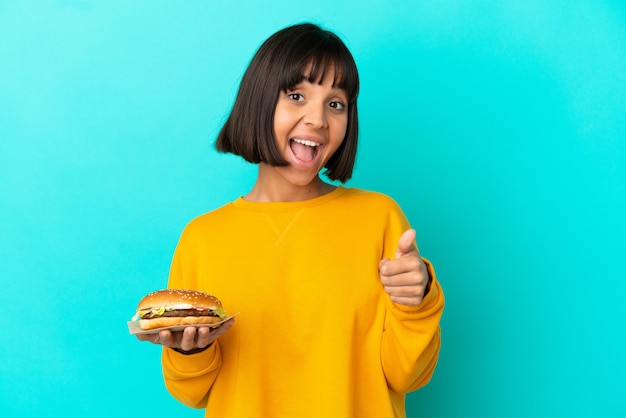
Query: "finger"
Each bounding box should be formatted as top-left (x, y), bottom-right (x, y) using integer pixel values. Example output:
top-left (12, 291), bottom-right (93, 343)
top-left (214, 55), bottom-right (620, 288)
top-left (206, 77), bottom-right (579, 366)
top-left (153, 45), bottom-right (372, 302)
top-left (135, 333), bottom-right (158, 343)
top-left (196, 319), bottom-right (236, 349)
top-left (209, 318), bottom-right (235, 340)
top-left (383, 281), bottom-right (426, 296)
top-left (378, 257), bottom-right (390, 275)
top-left (379, 257), bottom-right (423, 281)
top-left (158, 330), bottom-right (174, 347)
top-left (196, 327), bottom-right (211, 348)
top-left (180, 327), bottom-right (198, 351)
top-left (395, 229), bottom-right (419, 259)
top-left (388, 294), bottom-right (423, 307)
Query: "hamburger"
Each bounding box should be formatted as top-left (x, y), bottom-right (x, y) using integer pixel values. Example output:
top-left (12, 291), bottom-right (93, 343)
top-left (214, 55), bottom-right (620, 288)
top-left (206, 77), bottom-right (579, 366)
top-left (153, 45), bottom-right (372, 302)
top-left (133, 289), bottom-right (228, 330)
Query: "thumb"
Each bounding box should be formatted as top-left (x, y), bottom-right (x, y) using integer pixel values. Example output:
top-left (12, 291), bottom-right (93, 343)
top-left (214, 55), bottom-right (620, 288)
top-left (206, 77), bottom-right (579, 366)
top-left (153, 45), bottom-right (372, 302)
top-left (395, 228), bottom-right (418, 259)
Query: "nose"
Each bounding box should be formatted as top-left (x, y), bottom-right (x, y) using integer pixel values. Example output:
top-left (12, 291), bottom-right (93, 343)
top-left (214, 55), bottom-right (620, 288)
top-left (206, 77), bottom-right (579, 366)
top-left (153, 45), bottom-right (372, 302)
top-left (303, 103), bottom-right (328, 129)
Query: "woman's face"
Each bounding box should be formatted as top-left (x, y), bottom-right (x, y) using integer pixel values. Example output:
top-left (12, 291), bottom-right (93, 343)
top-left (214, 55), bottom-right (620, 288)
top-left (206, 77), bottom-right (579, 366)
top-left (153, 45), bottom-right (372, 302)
top-left (269, 67), bottom-right (349, 189)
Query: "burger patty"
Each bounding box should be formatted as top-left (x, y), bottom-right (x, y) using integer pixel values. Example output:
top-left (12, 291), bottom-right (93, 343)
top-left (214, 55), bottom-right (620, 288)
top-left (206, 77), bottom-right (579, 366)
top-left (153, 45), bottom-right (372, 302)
top-left (142, 309), bottom-right (217, 319)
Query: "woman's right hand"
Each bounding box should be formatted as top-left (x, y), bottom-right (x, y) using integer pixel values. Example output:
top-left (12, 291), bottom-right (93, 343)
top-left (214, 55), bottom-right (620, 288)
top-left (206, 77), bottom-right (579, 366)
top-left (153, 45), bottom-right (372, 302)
top-left (135, 317), bottom-right (235, 353)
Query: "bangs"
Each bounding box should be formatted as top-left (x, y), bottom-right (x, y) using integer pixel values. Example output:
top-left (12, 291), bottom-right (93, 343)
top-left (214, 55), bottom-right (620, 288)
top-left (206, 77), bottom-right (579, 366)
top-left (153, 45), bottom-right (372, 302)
top-left (278, 40), bottom-right (359, 102)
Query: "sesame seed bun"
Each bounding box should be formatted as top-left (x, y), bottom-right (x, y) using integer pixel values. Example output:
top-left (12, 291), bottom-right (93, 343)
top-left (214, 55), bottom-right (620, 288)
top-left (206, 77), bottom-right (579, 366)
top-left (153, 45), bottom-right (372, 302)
top-left (135, 289), bottom-right (227, 330)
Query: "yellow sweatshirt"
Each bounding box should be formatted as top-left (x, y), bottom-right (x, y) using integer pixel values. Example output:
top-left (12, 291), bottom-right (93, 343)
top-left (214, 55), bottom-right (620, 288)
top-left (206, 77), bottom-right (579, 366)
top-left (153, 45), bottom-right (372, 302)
top-left (162, 186), bottom-right (444, 418)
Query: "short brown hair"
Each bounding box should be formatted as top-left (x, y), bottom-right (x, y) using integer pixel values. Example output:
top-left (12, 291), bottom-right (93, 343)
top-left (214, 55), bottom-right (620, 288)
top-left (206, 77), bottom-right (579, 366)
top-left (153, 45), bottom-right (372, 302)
top-left (215, 23), bottom-right (360, 183)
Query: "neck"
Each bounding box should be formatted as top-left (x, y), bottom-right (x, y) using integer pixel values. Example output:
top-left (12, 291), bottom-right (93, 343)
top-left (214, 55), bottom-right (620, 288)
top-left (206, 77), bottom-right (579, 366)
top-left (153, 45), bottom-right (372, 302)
top-left (244, 164), bottom-right (336, 202)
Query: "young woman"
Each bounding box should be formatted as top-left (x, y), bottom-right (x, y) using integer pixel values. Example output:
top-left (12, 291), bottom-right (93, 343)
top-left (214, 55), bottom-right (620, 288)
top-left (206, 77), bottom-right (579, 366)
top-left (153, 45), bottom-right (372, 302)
top-left (137, 23), bottom-right (444, 418)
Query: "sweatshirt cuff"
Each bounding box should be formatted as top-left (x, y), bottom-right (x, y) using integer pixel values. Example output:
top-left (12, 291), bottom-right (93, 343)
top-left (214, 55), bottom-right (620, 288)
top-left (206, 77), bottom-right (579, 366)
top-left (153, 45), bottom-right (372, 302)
top-left (162, 342), bottom-right (220, 374)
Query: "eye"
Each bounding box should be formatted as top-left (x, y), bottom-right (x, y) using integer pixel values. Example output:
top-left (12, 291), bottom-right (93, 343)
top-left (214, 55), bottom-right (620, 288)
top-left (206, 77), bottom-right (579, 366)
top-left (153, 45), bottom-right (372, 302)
top-left (329, 101), bottom-right (346, 111)
top-left (288, 93), bottom-right (304, 101)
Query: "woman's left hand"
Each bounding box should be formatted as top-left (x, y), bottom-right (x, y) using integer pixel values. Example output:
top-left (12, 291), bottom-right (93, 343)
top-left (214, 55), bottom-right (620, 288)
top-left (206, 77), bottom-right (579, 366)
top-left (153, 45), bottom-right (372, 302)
top-left (378, 229), bottom-right (430, 306)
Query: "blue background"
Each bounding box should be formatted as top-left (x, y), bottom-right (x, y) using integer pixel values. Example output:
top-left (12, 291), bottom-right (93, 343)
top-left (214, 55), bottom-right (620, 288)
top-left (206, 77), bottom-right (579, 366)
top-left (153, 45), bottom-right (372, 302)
top-left (1, 1), bottom-right (625, 417)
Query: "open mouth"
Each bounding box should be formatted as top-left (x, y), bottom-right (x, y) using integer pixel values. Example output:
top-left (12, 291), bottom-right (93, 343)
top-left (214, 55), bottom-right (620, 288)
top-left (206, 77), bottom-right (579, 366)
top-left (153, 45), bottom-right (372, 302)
top-left (290, 138), bottom-right (321, 163)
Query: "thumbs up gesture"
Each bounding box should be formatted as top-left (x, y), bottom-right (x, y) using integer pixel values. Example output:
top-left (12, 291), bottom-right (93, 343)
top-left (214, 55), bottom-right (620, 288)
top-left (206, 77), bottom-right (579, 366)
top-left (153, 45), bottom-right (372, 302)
top-left (379, 229), bottom-right (430, 306)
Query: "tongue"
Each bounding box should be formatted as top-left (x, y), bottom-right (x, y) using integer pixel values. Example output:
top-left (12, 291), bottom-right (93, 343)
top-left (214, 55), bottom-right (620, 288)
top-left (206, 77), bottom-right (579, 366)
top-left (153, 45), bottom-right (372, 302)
top-left (291, 141), bottom-right (315, 162)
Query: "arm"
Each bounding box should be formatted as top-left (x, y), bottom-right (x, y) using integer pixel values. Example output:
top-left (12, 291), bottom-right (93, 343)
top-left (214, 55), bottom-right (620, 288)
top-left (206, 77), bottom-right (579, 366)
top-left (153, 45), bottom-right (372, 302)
top-left (136, 310), bottom-right (229, 408)
top-left (161, 339), bottom-right (223, 408)
top-left (157, 224), bottom-right (231, 408)
top-left (381, 264), bottom-right (444, 392)
top-left (378, 214), bottom-right (445, 392)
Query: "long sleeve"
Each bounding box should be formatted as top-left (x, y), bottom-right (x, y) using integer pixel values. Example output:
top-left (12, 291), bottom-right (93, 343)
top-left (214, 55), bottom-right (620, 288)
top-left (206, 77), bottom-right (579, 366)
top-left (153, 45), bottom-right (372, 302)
top-left (162, 344), bottom-right (222, 408)
top-left (379, 203), bottom-right (445, 393)
top-left (160, 223), bottom-right (224, 408)
top-left (381, 261), bottom-right (444, 393)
